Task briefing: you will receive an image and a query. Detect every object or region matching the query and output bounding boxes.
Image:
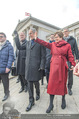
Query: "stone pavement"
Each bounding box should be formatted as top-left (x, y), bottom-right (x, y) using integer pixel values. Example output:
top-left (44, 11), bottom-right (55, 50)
top-left (0, 75), bottom-right (79, 114)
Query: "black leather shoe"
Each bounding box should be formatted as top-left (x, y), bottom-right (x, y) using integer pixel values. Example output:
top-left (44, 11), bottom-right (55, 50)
top-left (46, 105), bottom-right (54, 113)
top-left (19, 88), bottom-right (24, 93)
top-left (2, 94), bottom-right (9, 101)
top-left (16, 80), bottom-right (20, 83)
top-left (61, 99), bottom-right (66, 109)
top-left (26, 102), bottom-right (35, 111)
top-left (24, 86), bottom-right (28, 92)
top-left (36, 95), bottom-right (40, 101)
top-left (68, 89), bottom-right (72, 95)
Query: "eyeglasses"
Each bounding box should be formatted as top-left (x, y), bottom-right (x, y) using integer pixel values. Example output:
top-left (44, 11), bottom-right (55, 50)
top-left (0, 36), bottom-right (4, 38)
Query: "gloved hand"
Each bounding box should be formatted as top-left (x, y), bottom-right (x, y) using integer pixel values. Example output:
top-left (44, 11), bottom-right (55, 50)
top-left (14, 30), bottom-right (18, 35)
top-left (39, 69), bottom-right (44, 79)
top-left (14, 30), bottom-right (18, 38)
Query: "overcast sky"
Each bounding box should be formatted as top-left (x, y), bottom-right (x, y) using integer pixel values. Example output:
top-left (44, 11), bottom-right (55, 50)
top-left (0, 0), bottom-right (79, 44)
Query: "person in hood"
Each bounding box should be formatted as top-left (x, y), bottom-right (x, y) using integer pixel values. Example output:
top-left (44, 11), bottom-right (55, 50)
top-left (34, 31), bottom-right (76, 113)
top-left (63, 28), bottom-right (78, 95)
top-left (0, 32), bottom-right (14, 101)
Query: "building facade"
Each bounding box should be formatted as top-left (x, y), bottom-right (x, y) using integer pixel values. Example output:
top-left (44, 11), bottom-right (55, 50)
top-left (12, 16), bottom-right (60, 52)
top-left (13, 16), bottom-right (79, 51)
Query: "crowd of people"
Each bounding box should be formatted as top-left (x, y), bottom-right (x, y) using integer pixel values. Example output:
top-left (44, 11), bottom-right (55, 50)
top-left (0, 27), bottom-right (79, 114)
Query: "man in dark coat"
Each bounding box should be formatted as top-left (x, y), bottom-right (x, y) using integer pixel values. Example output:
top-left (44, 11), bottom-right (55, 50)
top-left (63, 28), bottom-right (78, 95)
top-left (14, 32), bottom-right (28, 93)
top-left (0, 32), bottom-right (14, 101)
top-left (25, 28), bottom-right (46, 111)
top-left (45, 34), bottom-right (55, 88)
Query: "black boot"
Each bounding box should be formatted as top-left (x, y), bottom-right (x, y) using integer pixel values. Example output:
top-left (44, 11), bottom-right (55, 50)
top-left (24, 85), bottom-right (28, 92)
top-left (36, 94), bottom-right (40, 101)
top-left (2, 94), bottom-right (10, 101)
top-left (61, 95), bottom-right (66, 109)
top-left (68, 88), bottom-right (72, 95)
top-left (16, 78), bottom-right (20, 83)
top-left (46, 95), bottom-right (54, 113)
top-left (19, 87), bottom-right (24, 93)
top-left (26, 101), bottom-right (35, 111)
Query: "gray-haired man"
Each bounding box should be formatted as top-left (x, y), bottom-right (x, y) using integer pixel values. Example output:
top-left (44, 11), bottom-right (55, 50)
top-left (25, 28), bottom-right (46, 111)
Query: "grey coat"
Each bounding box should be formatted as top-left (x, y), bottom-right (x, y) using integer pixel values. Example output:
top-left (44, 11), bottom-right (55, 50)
top-left (25, 40), bottom-right (46, 81)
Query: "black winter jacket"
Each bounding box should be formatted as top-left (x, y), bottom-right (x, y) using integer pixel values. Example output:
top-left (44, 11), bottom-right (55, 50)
top-left (64, 36), bottom-right (78, 59)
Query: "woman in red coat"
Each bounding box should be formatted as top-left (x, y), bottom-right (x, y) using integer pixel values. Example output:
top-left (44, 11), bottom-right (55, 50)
top-left (34, 31), bottom-right (76, 113)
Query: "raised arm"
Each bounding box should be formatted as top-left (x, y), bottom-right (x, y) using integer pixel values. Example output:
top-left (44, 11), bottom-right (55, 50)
top-left (14, 31), bottom-right (26, 50)
top-left (35, 38), bottom-right (52, 49)
top-left (34, 32), bottom-right (52, 49)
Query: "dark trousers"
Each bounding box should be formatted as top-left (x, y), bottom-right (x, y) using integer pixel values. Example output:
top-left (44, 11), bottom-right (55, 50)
top-left (17, 75), bottom-right (20, 81)
top-left (45, 68), bottom-right (50, 83)
top-left (28, 81), bottom-right (40, 102)
top-left (0, 73), bottom-right (9, 95)
top-left (68, 70), bottom-right (73, 89)
top-left (19, 75), bottom-right (28, 89)
top-left (46, 72), bottom-right (49, 83)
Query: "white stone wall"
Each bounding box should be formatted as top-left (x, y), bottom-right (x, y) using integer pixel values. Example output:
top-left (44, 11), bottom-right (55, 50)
top-left (38, 27), bottom-right (52, 41)
top-left (13, 18), bottom-right (79, 48)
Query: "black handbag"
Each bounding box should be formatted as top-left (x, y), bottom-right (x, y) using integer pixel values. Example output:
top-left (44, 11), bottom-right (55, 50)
top-left (11, 66), bottom-right (17, 76)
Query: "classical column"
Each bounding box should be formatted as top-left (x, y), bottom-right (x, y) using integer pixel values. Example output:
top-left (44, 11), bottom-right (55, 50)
top-left (73, 29), bottom-right (76, 38)
top-left (26, 28), bottom-right (29, 40)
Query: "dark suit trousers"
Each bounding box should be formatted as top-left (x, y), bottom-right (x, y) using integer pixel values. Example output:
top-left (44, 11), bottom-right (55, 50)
top-left (28, 81), bottom-right (40, 102)
top-left (68, 70), bottom-right (73, 89)
top-left (19, 75), bottom-right (28, 88)
top-left (0, 73), bottom-right (9, 95)
top-left (45, 68), bottom-right (50, 83)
